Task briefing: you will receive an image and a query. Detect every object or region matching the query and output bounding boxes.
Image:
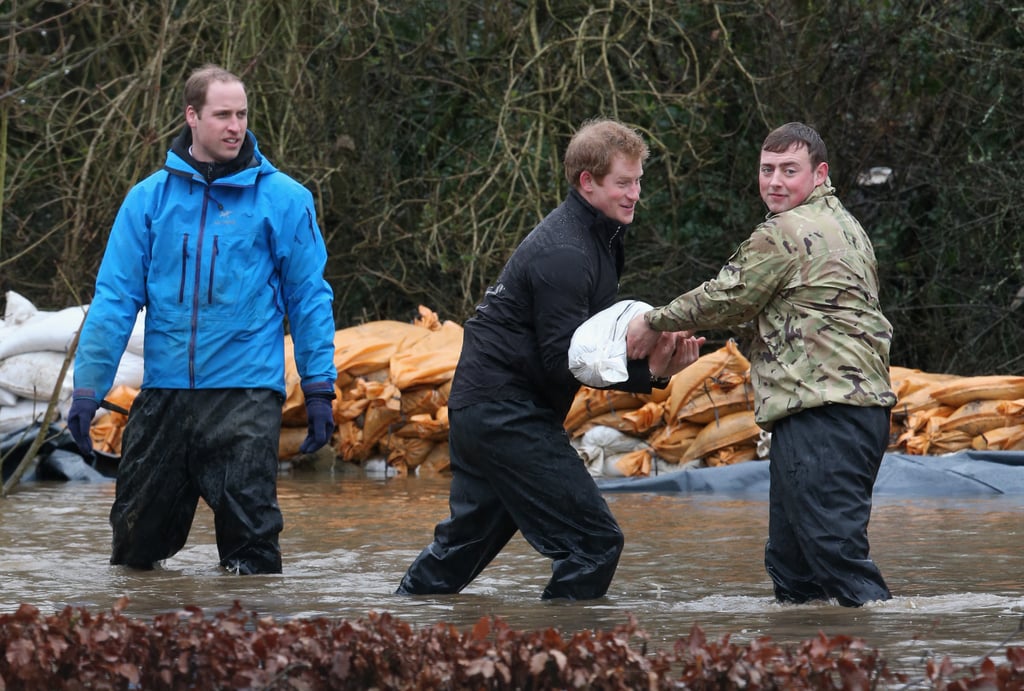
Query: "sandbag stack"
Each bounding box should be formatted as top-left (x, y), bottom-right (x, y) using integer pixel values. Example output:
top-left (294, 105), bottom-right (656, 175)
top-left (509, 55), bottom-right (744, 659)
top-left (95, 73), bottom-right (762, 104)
top-left (567, 340), bottom-right (762, 477)
top-left (0, 291), bottom-right (145, 443)
top-left (890, 368), bottom-right (1024, 455)
top-left (5, 290), bottom-right (1023, 479)
top-left (283, 306), bottom-right (461, 476)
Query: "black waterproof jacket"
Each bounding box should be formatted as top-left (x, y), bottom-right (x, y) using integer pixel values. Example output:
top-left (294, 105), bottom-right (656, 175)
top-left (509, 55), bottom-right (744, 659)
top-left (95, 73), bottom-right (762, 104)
top-left (448, 189), bottom-right (653, 421)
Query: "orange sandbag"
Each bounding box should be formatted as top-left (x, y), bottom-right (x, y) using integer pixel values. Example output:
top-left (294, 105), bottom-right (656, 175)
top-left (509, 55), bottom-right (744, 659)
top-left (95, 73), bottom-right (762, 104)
top-left (278, 426), bottom-right (308, 458)
top-left (417, 441), bottom-right (451, 477)
top-left (672, 383), bottom-right (754, 424)
top-left (930, 375), bottom-right (1024, 408)
top-left (938, 399), bottom-right (1016, 436)
top-left (395, 411), bottom-right (449, 442)
top-left (892, 381), bottom-right (950, 419)
top-left (606, 449), bottom-right (651, 477)
top-left (647, 421), bottom-right (703, 463)
top-left (389, 320), bottom-right (464, 390)
top-left (381, 435), bottom-right (435, 472)
top-left (334, 420), bottom-right (371, 462)
top-left (889, 367), bottom-right (959, 400)
top-left (401, 386), bottom-right (448, 416)
top-left (705, 445), bottom-right (759, 468)
top-left (900, 416), bottom-right (972, 455)
top-left (971, 424), bottom-right (1024, 451)
top-left (574, 412), bottom-right (645, 438)
top-left (333, 321), bottom-right (433, 376)
top-left (684, 410), bottom-right (760, 463)
top-left (88, 385), bottom-right (139, 456)
top-left (664, 340), bottom-right (750, 421)
top-left (563, 388), bottom-right (644, 433)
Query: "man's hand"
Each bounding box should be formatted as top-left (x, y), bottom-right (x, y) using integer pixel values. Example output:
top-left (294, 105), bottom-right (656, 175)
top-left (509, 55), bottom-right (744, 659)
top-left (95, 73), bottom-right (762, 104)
top-left (648, 332), bottom-right (706, 380)
top-left (67, 390), bottom-right (100, 458)
top-left (299, 382), bottom-right (336, 455)
top-left (300, 397), bottom-right (335, 454)
top-left (626, 312), bottom-right (662, 359)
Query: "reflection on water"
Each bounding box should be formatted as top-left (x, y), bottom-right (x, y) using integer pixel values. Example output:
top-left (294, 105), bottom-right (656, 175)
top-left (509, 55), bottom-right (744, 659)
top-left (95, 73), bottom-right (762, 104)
top-left (1, 464), bottom-right (1022, 673)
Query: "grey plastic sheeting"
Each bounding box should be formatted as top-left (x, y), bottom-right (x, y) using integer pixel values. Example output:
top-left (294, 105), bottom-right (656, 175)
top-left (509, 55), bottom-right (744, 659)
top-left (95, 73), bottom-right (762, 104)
top-left (597, 451), bottom-right (1024, 496)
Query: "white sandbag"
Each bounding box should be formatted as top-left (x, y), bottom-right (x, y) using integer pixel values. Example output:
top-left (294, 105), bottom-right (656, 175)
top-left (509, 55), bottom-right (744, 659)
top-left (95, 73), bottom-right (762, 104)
top-left (568, 299), bottom-right (652, 387)
top-left (572, 425), bottom-right (651, 477)
top-left (3, 291), bottom-right (39, 325)
top-left (0, 399), bottom-right (49, 434)
top-left (112, 350), bottom-right (145, 389)
top-left (0, 304), bottom-right (89, 360)
top-left (0, 386), bottom-right (18, 407)
top-left (0, 351), bottom-right (73, 401)
top-left (125, 308), bottom-right (146, 356)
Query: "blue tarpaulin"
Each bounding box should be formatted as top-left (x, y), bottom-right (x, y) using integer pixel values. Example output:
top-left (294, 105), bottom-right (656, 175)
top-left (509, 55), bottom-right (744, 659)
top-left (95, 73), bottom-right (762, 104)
top-left (597, 451), bottom-right (1024, 496)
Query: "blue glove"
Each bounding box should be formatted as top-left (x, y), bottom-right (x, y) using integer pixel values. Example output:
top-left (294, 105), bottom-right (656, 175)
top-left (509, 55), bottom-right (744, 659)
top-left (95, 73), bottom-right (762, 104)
top-left (299, 383), bottom-right (335, 454)
top-left (67, 389), bottom-right (100, 458)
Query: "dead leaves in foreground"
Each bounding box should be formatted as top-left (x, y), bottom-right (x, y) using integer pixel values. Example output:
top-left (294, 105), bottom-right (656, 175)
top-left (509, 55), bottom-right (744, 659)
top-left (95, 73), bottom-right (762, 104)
top-left (1, 598), bottom-right (1022, 689)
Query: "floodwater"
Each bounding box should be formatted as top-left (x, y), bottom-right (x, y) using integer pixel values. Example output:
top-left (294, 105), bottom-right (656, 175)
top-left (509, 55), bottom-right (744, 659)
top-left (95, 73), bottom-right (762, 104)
top-left (1, 462), bottom-right (1022, 675)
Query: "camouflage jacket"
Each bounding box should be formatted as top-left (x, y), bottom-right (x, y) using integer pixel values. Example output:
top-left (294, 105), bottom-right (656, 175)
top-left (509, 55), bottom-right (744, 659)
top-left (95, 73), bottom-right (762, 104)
top-left (647, 182), bottom-right (897, 429)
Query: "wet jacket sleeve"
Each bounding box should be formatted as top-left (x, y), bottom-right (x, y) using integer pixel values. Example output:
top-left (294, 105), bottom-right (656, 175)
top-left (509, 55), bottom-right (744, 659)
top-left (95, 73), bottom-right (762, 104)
top-left (647, 226), bottom-right (791, 333)
top-left (272, 191), bottom-right (337, 388)
top-left (531, 244), bottom-right (654, 397)
top-left (73, 188), bottom-right (150, 399)
top-left (530, 243), bottom-right (591, 397)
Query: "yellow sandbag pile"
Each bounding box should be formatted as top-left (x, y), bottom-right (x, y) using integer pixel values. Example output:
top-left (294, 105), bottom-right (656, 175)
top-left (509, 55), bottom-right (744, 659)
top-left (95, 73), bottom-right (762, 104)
top-left (891, 368), bottom-right (1024, 455)
top-left (565, 340), bottom-right (761, 475)
top-left (82, 311), bottom-right (1024, 479)
top-left (286, 306), bottom-right (459, 477)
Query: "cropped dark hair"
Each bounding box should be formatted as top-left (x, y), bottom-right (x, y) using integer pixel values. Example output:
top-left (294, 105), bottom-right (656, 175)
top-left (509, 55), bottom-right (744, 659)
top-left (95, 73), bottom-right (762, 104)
top-left (762, 122), bottom-right (828, 168)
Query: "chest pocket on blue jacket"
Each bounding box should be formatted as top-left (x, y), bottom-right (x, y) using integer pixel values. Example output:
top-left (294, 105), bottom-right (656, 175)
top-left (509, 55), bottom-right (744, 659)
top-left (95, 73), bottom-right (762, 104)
top-left (206, 211), bottom-right (268, 311)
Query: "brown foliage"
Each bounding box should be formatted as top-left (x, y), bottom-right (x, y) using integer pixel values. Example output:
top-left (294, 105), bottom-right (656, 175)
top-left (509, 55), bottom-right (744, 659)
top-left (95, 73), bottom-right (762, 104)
top-left (3, 600), bottom-right (1024, 689)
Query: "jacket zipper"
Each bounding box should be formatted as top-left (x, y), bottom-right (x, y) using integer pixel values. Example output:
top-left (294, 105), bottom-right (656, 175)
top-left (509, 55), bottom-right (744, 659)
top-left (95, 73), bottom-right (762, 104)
top-left (189, 191), bottom-right (212, 388)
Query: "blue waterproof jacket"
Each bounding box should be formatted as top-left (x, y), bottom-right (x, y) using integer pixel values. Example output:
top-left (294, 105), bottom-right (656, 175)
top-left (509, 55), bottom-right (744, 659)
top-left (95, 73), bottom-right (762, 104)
top-left (74, 131), bottom-right (336, 399)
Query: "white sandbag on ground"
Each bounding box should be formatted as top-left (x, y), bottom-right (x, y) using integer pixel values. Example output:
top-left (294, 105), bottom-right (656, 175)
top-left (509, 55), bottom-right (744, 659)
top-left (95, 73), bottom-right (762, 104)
top-left (3, 291), bottom-right (39, 325)
top-left (572, 425), bottom-right (652, 477)
top-left (569, 300), bottom-right (653, 387)
top-left (125, 308), bottom-right (146, 356)
top-left (0, 351), bottom-right (73, 401)
top-left (0, 387), bottom-right (18, 407)
top-left (0, 399), bottom-right (50, 434)
top-left (0, 304), bottom-right (88, 360)
top-left (112, 350), bottom-right (145, 389)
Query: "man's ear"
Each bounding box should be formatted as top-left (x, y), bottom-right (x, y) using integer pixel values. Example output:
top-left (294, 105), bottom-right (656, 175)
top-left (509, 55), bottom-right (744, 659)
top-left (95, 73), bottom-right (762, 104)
top-left (579, 170), bottom-right (595, 193)
top-left (185, 105), bottom-right (199, 128)
top-left (814, 161), bottom-right (829, 186)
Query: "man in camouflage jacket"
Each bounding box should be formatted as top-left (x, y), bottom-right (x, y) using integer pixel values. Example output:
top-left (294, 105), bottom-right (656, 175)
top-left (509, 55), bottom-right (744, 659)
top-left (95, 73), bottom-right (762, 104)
top-left (627, 122), bottom-right (896, 607)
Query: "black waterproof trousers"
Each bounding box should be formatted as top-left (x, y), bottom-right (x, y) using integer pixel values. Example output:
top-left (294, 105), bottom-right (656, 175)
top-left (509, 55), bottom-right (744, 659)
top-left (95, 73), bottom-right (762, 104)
top-left (397, 399), bottom-right (624, 600)
top-left (109, 388), bottom-right (284, 574)
top-left (765, 403), bottom-right (892, 607)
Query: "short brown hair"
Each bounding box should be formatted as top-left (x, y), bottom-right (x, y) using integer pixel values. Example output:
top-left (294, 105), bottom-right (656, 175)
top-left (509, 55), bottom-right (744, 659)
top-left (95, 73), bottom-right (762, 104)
top-left (762, 122), bottom-right (828, 168)
top-left (184, 64), bottom-right (244, 114)
top-left (564, 118), bottom-right (649, 189)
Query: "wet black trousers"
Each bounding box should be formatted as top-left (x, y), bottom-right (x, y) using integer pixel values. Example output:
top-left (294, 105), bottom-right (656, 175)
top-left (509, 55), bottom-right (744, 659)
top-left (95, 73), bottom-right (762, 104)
top-left (396, 399), bottom-right (625, 600)
top-left (109, 388), bottom-right (285, 574)
top-left (765, 404), bottom-right (892, 607)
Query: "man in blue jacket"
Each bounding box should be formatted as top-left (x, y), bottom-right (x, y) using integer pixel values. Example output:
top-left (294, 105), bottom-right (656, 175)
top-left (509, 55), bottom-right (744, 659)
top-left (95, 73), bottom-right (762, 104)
top-left (67, 64), bottom-right (337, 575)
top-left (396, 118), bottom-right (703, 600)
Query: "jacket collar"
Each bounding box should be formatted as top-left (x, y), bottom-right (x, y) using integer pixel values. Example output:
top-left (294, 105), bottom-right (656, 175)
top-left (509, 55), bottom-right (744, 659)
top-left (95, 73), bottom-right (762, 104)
top-left (167, 126), bottom-right (260, 183)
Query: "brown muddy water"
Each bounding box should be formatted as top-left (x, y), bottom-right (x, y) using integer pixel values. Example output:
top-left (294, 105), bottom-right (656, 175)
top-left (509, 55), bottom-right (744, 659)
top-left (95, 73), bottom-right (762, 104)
top-left (1, 462), bottom-right (1022, 674)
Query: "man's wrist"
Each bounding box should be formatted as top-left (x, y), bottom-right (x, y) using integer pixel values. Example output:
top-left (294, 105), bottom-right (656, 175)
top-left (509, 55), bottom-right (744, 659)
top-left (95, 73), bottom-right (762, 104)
top-left (649, 370), bottom-right (671, 387)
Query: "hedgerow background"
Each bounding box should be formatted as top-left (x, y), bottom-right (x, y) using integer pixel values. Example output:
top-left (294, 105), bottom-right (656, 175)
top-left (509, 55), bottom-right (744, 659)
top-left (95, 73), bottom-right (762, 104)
top-left (2, 0), bottom-right (1022, 376)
